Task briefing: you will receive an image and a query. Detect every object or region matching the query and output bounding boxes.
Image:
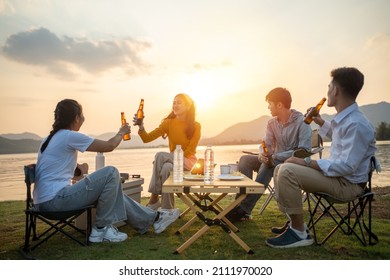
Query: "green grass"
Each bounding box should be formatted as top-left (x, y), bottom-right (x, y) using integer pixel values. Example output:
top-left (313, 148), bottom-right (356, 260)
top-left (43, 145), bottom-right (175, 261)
top-left (1, 192), bottom-right (389, 260)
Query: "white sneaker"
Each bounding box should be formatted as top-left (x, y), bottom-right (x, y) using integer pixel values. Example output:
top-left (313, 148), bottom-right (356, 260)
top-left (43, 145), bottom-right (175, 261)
top-left (89, 225), bottom-right (128, 243)
top-left (153, 209), bottom-right (180, 234)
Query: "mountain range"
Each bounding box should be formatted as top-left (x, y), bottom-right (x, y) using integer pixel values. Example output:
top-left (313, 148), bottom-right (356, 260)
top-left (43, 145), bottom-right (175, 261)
top-left (1, 101), bottom-right (389, 154)
top-left (200, 101), bottom-right (390, 145)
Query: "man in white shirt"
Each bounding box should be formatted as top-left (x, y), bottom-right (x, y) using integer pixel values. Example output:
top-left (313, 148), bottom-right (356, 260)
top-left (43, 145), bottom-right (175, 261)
top-left (266, 67), bottom-right (377, 248)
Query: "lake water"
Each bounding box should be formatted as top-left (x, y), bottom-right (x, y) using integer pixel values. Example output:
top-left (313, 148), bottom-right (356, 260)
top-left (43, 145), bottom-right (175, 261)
top-left (1, 142), bottom-right (389, 201)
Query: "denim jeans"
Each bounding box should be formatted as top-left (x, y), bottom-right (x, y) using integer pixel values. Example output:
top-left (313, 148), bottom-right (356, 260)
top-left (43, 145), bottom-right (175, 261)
top-left (236, 155), bottom-right (282, 215)
top-left (36, 166), bottom-right (157, 234)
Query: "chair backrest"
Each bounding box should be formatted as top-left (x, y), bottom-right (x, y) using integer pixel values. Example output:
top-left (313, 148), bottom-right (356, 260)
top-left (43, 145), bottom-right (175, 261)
top-left (293, 129), bottom-right (324, 159)
top-left (311, 129), bottom-right (322, 149)
top-left (24, 164), bottom-right (36, 210)
top-left (311, 129), bottom-right (323, 158)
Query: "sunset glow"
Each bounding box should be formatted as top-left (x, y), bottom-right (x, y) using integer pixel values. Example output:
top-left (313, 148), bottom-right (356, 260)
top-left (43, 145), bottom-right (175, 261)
top-left (0, 1), bottom-right (389, 138)
top-left (177, 68), bottom-right (242, 112)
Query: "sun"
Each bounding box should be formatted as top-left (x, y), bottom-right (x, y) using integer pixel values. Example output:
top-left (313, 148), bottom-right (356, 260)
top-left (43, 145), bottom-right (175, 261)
top-left (176, 69), bottom-right (241, 112)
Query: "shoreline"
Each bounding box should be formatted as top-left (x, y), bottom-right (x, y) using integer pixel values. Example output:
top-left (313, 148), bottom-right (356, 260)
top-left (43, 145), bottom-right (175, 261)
top-left (1, 142), bottom-right (389, 202)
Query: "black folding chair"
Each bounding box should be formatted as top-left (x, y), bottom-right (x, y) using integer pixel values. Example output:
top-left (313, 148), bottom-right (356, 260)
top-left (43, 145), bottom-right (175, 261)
top-left (21, 164), bottom-right (93, 258)
top-left (307, 156), bottom-right (379, 246)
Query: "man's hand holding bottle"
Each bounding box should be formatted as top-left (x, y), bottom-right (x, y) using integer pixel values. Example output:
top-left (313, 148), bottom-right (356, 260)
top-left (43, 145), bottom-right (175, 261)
top-left (259, 140), bottom-right (275, 168)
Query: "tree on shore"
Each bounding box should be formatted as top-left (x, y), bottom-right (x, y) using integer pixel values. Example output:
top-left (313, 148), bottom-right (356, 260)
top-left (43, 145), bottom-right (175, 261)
top-left (376, 122), bottom-right (390, 140)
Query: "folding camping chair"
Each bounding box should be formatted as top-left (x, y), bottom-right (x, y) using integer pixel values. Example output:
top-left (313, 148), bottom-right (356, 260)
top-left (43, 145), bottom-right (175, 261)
top-left (21, 164), bottom-right (93, 258)
top-left (258, 129), bottom-right (324, 215)
top-left (292, 129), bottom-right (323, 159)
top-left (307, 156), bottom-right (379, 246)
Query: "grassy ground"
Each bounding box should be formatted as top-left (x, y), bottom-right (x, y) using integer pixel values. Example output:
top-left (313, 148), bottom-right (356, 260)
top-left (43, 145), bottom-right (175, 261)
top-left (1, 187), bottom-right (389, 260)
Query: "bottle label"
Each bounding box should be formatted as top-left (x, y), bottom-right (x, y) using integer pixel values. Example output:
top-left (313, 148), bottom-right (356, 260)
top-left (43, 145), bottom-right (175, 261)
top-left (204, 147), bottom-right (214, 184)
top-left (173, 146), bottom-right (184, 183)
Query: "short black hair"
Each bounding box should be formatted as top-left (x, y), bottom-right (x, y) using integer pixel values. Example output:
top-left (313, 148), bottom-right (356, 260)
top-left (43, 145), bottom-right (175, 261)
top-left (331, 67), bottom-right (364, 100)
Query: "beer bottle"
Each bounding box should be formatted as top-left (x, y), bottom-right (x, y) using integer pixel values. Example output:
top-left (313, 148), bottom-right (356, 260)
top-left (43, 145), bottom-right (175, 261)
top-left (261, 140), bottom-right (269, 155)
top-left (120, 112), bottom-right (131, 141)
top-left (135, 99), bottom-right (144, 125)
top-left (304, 97), bottom-right (327, 124)
top-left (260, 140), bottom-right (275, 168)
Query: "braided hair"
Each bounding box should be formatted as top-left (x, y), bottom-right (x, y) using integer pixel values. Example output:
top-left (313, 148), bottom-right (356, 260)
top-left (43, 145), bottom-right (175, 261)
top-left (40, 99), bottom-right (82, 153)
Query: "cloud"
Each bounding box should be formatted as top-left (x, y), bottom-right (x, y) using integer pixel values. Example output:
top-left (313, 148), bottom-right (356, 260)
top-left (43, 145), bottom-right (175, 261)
top-left (361, 32), bottom-right (390, 71)
top-left (365, 33), bottom-right (390, 54)
top-left (1, 27), bottom-right (152, 79)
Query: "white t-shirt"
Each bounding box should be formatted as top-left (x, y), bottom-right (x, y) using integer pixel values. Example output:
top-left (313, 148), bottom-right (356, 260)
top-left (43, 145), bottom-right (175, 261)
top-left (34, 129), bottom-right (95, 204)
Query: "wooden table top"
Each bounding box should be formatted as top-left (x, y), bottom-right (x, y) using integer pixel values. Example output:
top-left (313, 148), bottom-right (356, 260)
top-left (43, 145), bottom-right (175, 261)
top-left (163, 173), bottom-right (264, 194)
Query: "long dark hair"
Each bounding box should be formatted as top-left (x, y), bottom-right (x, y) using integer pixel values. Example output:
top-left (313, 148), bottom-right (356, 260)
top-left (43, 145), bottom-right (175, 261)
top-left (164, 93), bottom-right (196, 139)
top-left (40, 99), bottom-right (82, 153)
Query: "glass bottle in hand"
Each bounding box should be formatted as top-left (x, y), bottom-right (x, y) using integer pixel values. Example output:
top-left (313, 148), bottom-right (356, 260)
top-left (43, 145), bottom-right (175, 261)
top-left (304, 97), bottom-right (326, 124)
top-left (135, 99), bottom-right (144, 125)
top-left (120, 112), bottom-right (131, 141)
top-left (260, 140), bottom-right (274, 168)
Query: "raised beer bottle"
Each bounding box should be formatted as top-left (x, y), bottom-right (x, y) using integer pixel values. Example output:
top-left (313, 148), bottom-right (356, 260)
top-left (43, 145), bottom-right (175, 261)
top-left (135, 99), bottom-right (144, 125)
top-left (120, 112), bottom-right (131, 141)
top-left (304, 97), bottom-right (327, 124)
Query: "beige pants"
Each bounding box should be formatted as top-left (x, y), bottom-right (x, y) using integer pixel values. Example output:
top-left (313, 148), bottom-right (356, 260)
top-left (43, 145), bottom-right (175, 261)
top-left (274, 163), bottom-right (363, 215)
top-left (148, 151), bottom-right (196, 209)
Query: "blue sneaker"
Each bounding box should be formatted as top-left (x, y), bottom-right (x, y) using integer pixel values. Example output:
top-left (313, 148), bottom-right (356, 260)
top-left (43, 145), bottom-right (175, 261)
top-left (266, 227), bottom-right (314, 248)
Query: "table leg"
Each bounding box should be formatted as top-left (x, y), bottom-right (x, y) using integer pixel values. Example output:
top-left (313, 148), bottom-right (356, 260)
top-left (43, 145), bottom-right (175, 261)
top-left (177, 215), bottom-right (198, 234)
top-left (174, 193), bottom-right (254, 254)
top-left (220, 194), bottom-right (247, 232)
top-left (177, 193), bottom-right (231, 234)
top-left (226, 229), bottom-right (254, 254)
top-left (179, 207), bottom-right (191, 219)
top-left (175, 213), bottom-right (254, 254)
top-left (175, 193), bottom-right (202, 234)
top-left (175, 224), bottom-right (211, 254)
top-left (216, 194), bottom-right (254, 253)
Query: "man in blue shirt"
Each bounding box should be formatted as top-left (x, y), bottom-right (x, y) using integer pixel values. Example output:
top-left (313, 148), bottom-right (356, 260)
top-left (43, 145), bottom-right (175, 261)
top-left (266, 67), bottom-right (377, 248)
top-left (227, 87), bottom-right (312, 222)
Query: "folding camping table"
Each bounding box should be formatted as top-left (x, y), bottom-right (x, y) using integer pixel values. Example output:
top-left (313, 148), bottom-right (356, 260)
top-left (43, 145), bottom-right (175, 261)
top-left (163, 173), bottom-right (264, 254)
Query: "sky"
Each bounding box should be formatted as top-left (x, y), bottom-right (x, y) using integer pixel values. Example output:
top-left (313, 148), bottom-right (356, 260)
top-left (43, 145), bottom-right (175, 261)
top-left (0, 0), bottom-right (389, 138)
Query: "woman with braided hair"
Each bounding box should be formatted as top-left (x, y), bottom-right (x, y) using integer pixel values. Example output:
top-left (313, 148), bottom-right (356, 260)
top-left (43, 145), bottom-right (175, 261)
top-left (34, 99), bottom-right (180, 243)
